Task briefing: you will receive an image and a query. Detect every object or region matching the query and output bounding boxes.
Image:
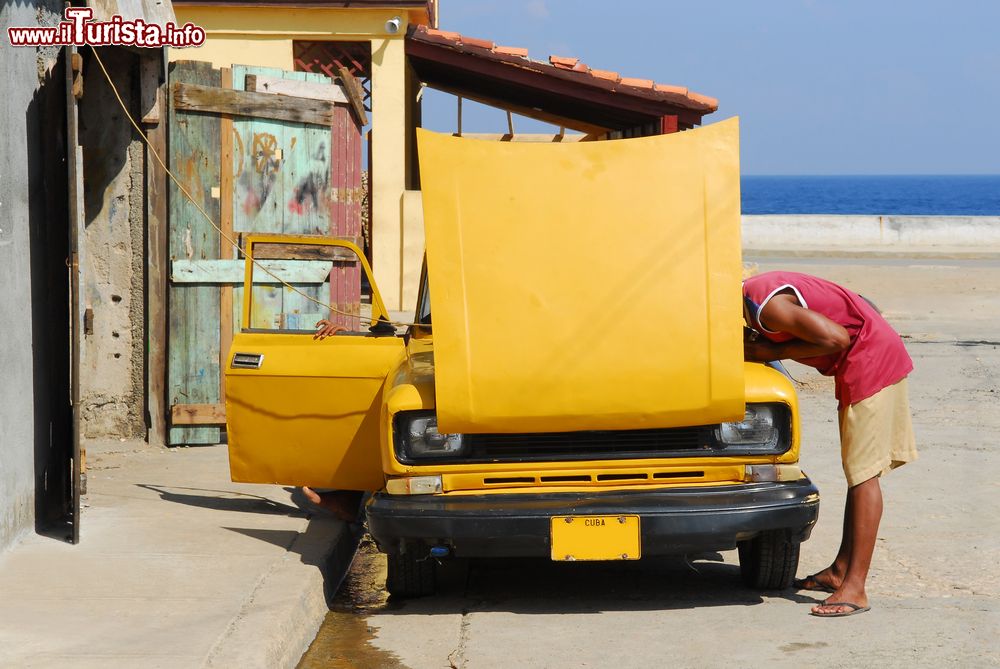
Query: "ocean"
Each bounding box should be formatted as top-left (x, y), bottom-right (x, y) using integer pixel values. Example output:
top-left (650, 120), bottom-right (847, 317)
top-left (741, 175), bottom-right (1000, 216)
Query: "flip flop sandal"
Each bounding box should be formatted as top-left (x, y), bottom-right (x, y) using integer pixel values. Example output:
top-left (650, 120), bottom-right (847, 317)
top-left (810, 602), bottom-right (871, 618)
top-left (793, 574), bottom-right (836, 593)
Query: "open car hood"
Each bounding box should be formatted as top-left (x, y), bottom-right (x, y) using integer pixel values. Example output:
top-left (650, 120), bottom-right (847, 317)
top-left (418, 119), bottom-right (745, 433)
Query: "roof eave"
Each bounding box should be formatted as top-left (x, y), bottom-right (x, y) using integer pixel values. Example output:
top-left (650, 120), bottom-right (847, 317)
top-left (407, 31), bottom-right (717, 132)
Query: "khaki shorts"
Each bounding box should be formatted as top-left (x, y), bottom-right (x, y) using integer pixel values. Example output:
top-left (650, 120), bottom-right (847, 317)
top-left (839, 377), bottom-right (918, 487)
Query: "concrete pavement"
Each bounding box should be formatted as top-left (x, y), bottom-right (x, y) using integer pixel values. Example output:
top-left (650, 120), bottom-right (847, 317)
top-left (3, 251), bottom-right (998, 669)
top-left (0, 440), bottom-right (350, 669)
top-left (303, 255), bottom-right (1000, 669)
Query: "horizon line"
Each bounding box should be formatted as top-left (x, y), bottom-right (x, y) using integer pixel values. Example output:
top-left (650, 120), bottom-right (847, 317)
top-left (742, 173), bottom-right (1000, 178)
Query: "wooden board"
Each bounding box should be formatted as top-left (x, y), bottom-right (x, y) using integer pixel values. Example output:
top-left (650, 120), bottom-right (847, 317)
top-left (329, 104), bottom-right (363, 329)
top-left (232, 65), bottom-right (289, 331)
top-left (236, 232), bottom-right (362, 256)
top-left (168, 61), bottom-right (222, 445)
top-left (171, 403), bottom-right (226, 425)
top-left (245, 74), bottom-right (348, 104)
top-left (336, 66), bottom-right (368, 126)
top-left (143, 53), bottom-right (168, 446)
top-left (172, 259), bottom-right (335, 284)
top-left (66, 45), bottom-right (84, 544)
top-left (173, 82), bottom-right (338, 126)
top-left (249, 241), bottom-right (359, 261)
top-left (219, 68), bottom-right (234, 409)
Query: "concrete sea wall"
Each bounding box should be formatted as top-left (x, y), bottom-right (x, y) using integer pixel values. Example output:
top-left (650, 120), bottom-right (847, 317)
top-left (743, 215), bottom-right (1000, 254)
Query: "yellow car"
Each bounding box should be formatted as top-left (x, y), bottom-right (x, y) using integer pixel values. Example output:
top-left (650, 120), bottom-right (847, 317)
top-left (225, 119), bottom-right (819, 597)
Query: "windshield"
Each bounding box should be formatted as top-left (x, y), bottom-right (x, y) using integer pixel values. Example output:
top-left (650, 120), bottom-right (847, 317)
top-left (416, 267), bottom-right (431, 325)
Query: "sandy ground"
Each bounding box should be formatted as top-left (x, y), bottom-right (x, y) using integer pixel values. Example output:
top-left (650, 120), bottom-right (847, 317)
top-left (300, 256), bottom-right (1000, 669)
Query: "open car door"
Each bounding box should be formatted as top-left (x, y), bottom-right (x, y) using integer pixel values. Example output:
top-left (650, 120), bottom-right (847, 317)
top-left (225, 235), bottom-right (405, 490)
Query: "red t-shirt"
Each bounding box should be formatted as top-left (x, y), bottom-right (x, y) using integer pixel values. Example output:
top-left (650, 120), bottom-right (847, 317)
top-left (743, 271), bottom-right (912, 408)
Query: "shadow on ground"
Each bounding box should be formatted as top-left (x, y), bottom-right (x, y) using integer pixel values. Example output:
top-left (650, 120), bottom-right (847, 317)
top-left (342, 542), bottom-right (824, 617)
top-left (137, 483), bottom-right (362, 606)
top-left (136, 483), bottom-right (306, 516)
top-left (300, 542), bottom-right (829, 668)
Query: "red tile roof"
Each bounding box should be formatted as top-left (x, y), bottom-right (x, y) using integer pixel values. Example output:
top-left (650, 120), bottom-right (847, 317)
top-left (415, 25), bottom-right (718, 114)
top-left (461, 35), bottom-right (495, 50)
top-left (494, 45), bottom-right (529, 57)
top-left (620, 77), bottom-right (654, 90)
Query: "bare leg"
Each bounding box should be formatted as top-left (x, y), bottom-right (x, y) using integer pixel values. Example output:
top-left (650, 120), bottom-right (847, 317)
top-left (301, 487), bottom-right (362, 523)
top-left (800, 408), bottom-right (853, 592)
top-left (811, 476), bottom-right (883, 614)
top-left (807, 493), bottom-right (852, 590)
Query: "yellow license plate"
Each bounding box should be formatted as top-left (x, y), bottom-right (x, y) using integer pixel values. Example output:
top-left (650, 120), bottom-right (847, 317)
top-left (550, 515), bottom-right (641, 561)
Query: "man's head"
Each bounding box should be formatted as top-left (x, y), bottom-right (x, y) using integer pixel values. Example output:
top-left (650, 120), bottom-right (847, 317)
top-left (743, 294), bottom-right (760, 331)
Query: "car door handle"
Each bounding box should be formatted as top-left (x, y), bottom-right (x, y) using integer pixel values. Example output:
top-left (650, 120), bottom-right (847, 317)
top-left (231, 352), bottom-right (264, 369)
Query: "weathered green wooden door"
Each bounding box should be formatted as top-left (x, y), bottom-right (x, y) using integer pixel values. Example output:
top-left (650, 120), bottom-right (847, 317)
top-left (167, 61), bottom-right (363, 446)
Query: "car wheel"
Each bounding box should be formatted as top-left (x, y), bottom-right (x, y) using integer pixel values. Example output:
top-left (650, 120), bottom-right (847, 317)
top-left (385, 550), bottom-right (436, 598)
top-left (738, 530), bottom-right (800, 590)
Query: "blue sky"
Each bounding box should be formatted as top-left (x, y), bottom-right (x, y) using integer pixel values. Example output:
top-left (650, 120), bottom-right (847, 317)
top-left (420, 0), bottom-right (1000, 175)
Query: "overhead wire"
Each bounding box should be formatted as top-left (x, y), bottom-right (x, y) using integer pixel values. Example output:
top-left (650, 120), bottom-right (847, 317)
top-left (89, 46), bottom-right (423, 330)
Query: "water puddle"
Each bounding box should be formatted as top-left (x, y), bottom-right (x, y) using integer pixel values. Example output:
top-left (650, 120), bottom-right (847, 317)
top-left (297, 537), bottom-right (409, 669)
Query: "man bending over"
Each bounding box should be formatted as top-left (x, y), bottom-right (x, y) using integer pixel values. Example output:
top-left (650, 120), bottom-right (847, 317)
top-left (743, 271), bottom-right (917, 618)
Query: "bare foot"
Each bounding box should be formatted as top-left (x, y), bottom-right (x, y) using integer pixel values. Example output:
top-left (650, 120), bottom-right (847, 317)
top-left (798, 567), bottom-right (843, 592)
top-left (301, 487), bottom-right (362, 522)
top-left (811, 585), bottom-right (869, 616)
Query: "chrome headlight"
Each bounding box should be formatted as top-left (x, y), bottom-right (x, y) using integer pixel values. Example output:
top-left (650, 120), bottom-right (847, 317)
top-left (395, 412), bottom-right (466, 461)
top-left (713, 404), bottom-right (789, 454)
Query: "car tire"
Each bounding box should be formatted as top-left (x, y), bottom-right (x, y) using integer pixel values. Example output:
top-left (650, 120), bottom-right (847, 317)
top-left (385, 550), bottom-right (436, 598)
top-left (738, 530), bottom-right (800, 590)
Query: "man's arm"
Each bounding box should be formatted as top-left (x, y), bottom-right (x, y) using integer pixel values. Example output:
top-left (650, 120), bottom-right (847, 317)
top-left (745, 292), bottom-right (850, 362)
top-left (314, 319), bottom-right (347, 340)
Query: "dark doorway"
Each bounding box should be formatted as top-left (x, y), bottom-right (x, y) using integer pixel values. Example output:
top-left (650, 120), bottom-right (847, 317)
top-left (26, 50), bottom-right (74, 542)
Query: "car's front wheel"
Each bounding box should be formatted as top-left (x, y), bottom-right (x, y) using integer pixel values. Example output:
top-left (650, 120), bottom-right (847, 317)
top-left (385, 550), bottom-right (436, 598)
top-left (738, 530), bottom-right (800, 590)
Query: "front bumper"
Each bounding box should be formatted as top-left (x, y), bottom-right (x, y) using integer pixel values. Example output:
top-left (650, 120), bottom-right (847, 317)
top-left (367, 479), bottom-right (820, 558)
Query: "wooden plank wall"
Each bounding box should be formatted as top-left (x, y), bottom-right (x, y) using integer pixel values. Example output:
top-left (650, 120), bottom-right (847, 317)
top-left (142, 53), bottom-right (169, 447)
top-left (219, 68), bottom-right (235, 406)
top-left (167, 61), bottom-right (222, 445)
top-left (231, 65), bottom-right (361, 332)
top-left (233, 65), bottom-right (295, 330)
top-left (330, 104), bottom-right (363, 330)
top-left (166, 62), bottom-right (363, 444)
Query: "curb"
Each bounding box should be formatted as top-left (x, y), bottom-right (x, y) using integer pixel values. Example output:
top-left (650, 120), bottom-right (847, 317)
top-left (203, 516), bottom-right (354, 669)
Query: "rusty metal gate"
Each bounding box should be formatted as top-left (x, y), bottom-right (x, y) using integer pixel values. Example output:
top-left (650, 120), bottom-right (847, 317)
top-left (167, 60), bottom-right (364, 445)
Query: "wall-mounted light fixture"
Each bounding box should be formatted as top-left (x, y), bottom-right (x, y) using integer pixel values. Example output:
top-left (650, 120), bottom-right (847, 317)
top-left (385, 16), bottom-right (402, 34)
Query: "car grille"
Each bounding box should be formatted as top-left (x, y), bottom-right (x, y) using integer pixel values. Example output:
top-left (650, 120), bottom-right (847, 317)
top-left (462, 426), bottom-right (718, 462)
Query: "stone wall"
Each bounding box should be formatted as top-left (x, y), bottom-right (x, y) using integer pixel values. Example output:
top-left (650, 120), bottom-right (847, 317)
top-left (78, 50), bottom-right (147, 440)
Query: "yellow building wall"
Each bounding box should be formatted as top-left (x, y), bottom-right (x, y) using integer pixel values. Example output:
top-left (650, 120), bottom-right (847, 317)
top-left (368, 35), bottom-right (409, 313)
top-left (401, 190), bottom-right (426, 311)
top-left (170, 5), bottom-right (427, 313)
